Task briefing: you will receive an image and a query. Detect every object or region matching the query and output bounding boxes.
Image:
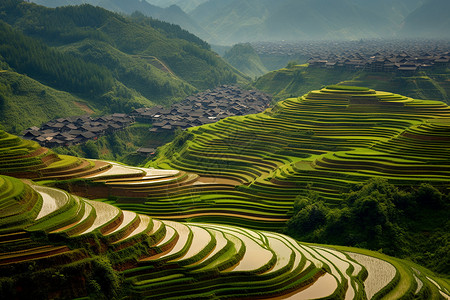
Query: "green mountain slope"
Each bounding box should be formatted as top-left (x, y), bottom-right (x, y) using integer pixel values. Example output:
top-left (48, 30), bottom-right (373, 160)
top-left (0, 0), bottom-right (246, 131)
top-left (0, 70), bottom-right (89, 133)
top-left (223, 43), bottom-right (268, 78)
top-left (254, 64), bottom-right (357, 100)
top-left (31, 0), bottom-right (214, 43)
top-left (255, 64), bottom-right (450, 103)
top-left (0, 20), bottom-right (114, 96)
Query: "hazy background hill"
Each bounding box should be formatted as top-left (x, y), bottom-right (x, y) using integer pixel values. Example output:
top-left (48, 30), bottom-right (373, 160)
top-left (189, 0), bottom-right (434, 45)
top-left (223, 43), bottom-right (268, 78)
top-left (350, 0), bottom-right (425, 24)
top-left (146, 0), bottom-right (208, 13)
top-left (400, 0), bottom-right (450, 39)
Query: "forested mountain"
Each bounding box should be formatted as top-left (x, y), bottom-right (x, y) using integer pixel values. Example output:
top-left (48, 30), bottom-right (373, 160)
top-left (31, 0), bottom-right (212, 41)
top-left (0, 0), bottom-right (246, 132)
top-left (0, 21), bottom-right (113, 95)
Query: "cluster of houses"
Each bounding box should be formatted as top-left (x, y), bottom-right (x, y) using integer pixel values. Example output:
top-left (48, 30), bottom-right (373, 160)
top-left (131, 85), bottom-right (272, 133)
top-left (251, 39), bottom-right (450, 74)
top-left (308, 51), bottom-right (449, 74)
top-left (22, 114), bottom-right (134, 148)
top-left (21, 85), bottom-right (272, 149)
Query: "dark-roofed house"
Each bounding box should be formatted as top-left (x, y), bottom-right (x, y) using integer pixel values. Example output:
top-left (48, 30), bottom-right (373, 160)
top-left (23, 130), bottom-right (41, 140)
top-left (77, 131), bottom-right (96, 141)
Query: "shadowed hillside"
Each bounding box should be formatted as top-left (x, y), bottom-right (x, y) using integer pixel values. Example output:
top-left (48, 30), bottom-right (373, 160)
top-left (31, 0), bottom-right (214, 43)
top-left (223, 43), bottom-right (269, 78)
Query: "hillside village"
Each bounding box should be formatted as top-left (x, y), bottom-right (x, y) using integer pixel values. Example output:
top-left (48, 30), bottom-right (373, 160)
top-left (252, 39), bottom-right (450, 73)
top-left (132, 85), bottom-right (272, 132)
top-left (22, 85), bottom-right (272, 148)
top-left (22, 114), bottom-right (134, 148)
top-left (308, 51), bottom-right (450, 74)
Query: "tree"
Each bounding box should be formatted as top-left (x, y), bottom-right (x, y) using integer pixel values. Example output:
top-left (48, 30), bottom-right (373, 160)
top-left (82, 140), bottom-right (99, 159)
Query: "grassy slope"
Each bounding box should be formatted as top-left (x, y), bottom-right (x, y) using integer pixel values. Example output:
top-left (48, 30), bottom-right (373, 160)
top-left (0, 70), bottom-right (89, 133)
top-left (254, 64), bottom-right (356, 101)
top-left (57, 39), bottom-right (194, 107)
top-left (255, 64), bottom-right (450, 103)
top-left (339, 70), bottom-right (450, 104)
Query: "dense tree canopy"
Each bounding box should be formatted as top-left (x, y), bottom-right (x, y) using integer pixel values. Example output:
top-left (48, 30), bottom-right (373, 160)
top-left (287, 178), bottom-right (450, 273)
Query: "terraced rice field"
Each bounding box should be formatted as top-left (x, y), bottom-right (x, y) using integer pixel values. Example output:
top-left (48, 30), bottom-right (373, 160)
top-left (0, 176), bottom-right (447, 298)
top-left (1, 86), bottom-right (449, 228)
top-left (133, 86), bottom-right (450, 224)
top-left (33, 186), bottom-right (70, 220)
top-left (0, 86), bottom-right (449, 298)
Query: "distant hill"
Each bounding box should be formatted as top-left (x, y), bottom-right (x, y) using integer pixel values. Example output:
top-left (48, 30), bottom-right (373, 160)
top-left (190, 0), bottom-right (438, 45)
top-left (349, 0), bottom-right (425, 24)
top-left (146, 0), bottom-right (208, 13)
top-left (32, 0), bottom-right (446, 45)
top-left (401, 0), bottom-right (450, 38)
top-left (0, 0), bottom-right (246, 132)
top-left (223, 43), bottom-right (268, 78)
top-left (190, 0), bottom-right (397, 44)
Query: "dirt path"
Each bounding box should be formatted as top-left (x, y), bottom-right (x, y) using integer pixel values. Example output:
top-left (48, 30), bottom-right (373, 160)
top-left (131, 55), bottom-right (178, 78)
top-left (74, 102), bottom-right (94, 114)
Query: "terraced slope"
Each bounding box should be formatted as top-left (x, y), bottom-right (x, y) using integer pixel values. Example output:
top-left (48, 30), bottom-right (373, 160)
top-left (0, 130), bottom-right (286, 230)
top-left (0, 130), bottom-right (203, 198)
top-left (1, 176), bottom-right (448, 299)
top-left (148, 86), bottom-right (450, 219)
top-left (2, 85), bottom-right (449, 229)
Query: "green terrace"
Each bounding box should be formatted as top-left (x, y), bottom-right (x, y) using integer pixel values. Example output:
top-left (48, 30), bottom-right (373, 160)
top-left (1, 85), bottom-right (449, 228)
top-left (0, 176), bottom-right (447, 298)
top-left (142, 86), bottom-right (450, 222)
top-left (0, 86), bottom-right (449, 297)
